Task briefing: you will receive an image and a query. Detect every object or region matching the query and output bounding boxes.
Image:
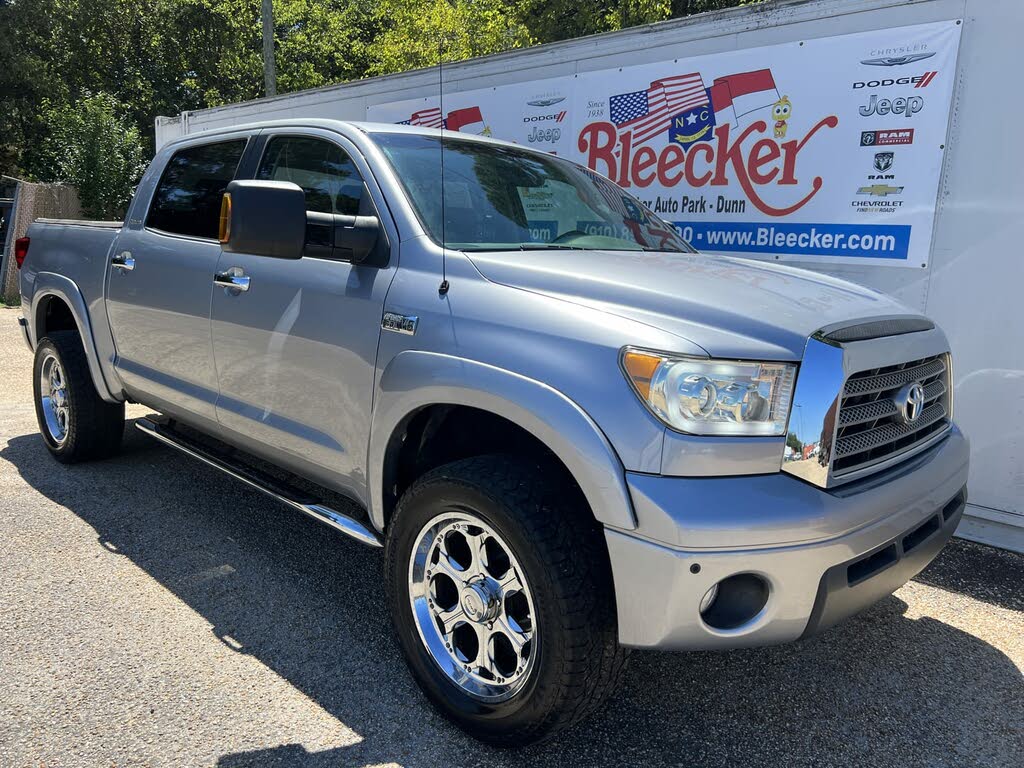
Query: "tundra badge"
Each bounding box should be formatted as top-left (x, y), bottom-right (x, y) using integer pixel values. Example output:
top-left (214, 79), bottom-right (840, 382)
top-left (382, 312), bottom-right (419, 335)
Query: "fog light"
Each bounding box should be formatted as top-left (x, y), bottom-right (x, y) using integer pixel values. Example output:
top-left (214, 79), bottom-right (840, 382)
top-left (700, 573), bottom-right (770, 631)
top-left (699, 583), bottom-right (719, 614)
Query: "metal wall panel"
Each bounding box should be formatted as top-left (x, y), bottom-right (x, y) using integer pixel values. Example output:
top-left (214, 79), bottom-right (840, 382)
top-left (155, 0), bottom-right (1023, 541)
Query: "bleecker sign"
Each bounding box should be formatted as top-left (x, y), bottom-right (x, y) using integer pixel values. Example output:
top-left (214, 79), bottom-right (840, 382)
top-left (578, 117), bottom-right (838, 216)
top-left (368, 19), bottom-right (961, 267)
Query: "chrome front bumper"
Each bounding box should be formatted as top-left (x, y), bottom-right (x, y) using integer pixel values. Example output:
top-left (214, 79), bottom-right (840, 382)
top-left (606, 426), bottom-right (970, 650)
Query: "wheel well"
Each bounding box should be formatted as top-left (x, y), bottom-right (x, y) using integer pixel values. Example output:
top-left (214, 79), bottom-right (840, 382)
top-left (381, 405), bottom-right (587, 527)
top-left (36, 295), bottom-right (78, 339)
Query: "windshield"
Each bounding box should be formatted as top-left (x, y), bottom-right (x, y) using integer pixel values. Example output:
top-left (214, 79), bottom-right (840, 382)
top-left (372, 132), bottom-right (694, 253)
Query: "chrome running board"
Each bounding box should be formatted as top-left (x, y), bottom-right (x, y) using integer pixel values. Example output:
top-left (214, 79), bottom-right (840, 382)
top-left (136, 418), bottom-right (382, 548)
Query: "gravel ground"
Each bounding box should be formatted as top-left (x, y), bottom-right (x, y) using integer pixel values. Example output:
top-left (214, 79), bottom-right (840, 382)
top-left (1, 306), bottom-right (1021, 767)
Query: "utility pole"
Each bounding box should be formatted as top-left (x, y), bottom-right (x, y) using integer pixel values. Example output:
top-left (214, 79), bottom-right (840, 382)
top-left (261, 0), bottom-right (277, 97)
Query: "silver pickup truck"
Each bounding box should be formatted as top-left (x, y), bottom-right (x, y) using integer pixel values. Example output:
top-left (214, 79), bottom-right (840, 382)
top-left (16, 119), bottom-right (969, 745)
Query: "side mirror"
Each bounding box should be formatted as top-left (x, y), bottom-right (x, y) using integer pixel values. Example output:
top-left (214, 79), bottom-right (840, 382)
top-left (220, 180), bottom-right (306, 259)
top-left (334, 215), bottom-right (382, 265)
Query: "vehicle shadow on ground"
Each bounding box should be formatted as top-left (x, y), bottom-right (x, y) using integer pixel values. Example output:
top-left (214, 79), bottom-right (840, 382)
top-left (912, 534), bottom-right (1024, 613)
top-left (3, 422), bottom-right (1022, 768)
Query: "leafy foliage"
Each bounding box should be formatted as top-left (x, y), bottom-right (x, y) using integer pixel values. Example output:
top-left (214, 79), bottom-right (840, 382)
top-left (34, 92), bottom-right (147, 219)
top-left (366, 0), bottom-right (533, 75)
top-left (0, 0), bottom-right (759, 214)
top-left (786, 431), bottom-right (804, 454)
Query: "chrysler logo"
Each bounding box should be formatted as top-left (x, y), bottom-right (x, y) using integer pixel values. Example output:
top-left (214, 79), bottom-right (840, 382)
top-left (895, 382), bottom-right (926, 424)
top-left (861, 52), bottom-right (936, 67)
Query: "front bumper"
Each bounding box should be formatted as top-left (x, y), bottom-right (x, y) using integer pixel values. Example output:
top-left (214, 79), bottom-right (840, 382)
top-left (606, 426), bottom-right (969, 650)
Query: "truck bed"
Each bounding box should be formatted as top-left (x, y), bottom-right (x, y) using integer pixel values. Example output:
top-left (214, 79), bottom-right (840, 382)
top-left (21, 219), bottom-right (125, 389)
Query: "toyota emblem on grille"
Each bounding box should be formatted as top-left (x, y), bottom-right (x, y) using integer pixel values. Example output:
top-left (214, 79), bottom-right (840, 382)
top-left (895, 382), bottom-right (926, 425)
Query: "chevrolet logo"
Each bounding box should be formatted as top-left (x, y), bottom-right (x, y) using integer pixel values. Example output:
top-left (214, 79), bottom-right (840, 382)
top-left (857, 184), bottom-right (904, 197)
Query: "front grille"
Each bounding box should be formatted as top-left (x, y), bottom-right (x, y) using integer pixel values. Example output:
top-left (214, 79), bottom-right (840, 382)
top-left (832, 354), bottom-right (950, 477)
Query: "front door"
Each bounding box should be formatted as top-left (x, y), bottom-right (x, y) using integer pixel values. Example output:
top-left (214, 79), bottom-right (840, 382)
top-left (210, 130), bottom-right (397, 495)
top-left (106, 136), bottom-right (250, 422)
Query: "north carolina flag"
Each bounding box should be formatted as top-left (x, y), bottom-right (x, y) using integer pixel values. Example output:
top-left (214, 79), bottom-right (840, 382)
top-left (708, 69), bottom-right (780, 127)
top-left (609, 73), bottom-right (709, 147)
top-left (446, 106), bottom-right (486, 134)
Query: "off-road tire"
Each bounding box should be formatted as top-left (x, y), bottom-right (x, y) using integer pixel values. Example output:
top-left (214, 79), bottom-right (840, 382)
top-left (384, 454), bottom-right (628, 746)
top-left (33, 331), bottom-right (124, 463)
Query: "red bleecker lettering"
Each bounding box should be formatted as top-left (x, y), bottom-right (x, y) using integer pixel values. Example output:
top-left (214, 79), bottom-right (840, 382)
top-left (657, 144), bottom-right (686, 186)
top-left (632, 146), bottom-right (658, 187)
top-left (748, 138), bottom-right (781, 185)
top-left (711, 122), bottom-right (763, 186)
top-left (713, 117), bottom-right (838, 216)
top-left (578, 113), bottom-right (838, 217)
top-left (578, 122), bottom-right (618, 182)
top-left (618, 130), bottom-right (633, 187)
top-left (780, 116), bottom-right (840, 184)
top-left (684, 142), bottom-right (713, 187)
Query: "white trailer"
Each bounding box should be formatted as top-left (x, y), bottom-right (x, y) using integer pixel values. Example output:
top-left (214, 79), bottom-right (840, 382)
top-left (156, 0), bottom-right (1024, 552)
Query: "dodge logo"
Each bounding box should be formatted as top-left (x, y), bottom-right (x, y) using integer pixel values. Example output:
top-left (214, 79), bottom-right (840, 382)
top-left (895, 382), bottom-right (926, 425)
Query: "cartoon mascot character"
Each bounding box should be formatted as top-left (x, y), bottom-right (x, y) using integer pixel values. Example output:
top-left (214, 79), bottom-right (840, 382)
top-left (772, 95), bottom-right (792, 139)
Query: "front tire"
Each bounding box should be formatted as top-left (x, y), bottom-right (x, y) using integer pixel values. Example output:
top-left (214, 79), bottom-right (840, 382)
top-left (33, 331), bottom-right (124, 463)
top-left (384, 455), bottom-right (627, 746)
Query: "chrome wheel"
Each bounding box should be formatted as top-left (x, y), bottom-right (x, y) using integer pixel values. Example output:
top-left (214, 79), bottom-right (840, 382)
top-left (39, 353), bottom-right (70, 446)
top-left (408, 511), bottom-right (537, 702)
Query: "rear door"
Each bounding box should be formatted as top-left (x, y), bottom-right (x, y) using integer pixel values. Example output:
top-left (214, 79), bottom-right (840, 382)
top-left (209, 128), bottom-right (399, 494)
top-left (107, 135), bottom-right (252, 422)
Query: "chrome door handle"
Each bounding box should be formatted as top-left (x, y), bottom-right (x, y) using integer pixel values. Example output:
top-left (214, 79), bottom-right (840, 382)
top-left (111, 252), bottom-right (135, 271)
top-left (213, 270), bottom-right (250, 293)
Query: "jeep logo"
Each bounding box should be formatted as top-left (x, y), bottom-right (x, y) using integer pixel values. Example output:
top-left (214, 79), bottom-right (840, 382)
top-left (527, 126), bottom-right (562, 143)
top-left (858, 94), bottom-right (923, 118)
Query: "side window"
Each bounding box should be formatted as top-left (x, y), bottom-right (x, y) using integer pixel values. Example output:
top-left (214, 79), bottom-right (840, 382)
top-left (256, 136), bottom-right (364, 216)
top-left (146, 139), bottom-right (247, 239)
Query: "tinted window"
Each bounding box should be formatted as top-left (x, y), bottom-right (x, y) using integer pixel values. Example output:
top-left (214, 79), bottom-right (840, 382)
top-left (373, 132), bottom-right (692, 253)
top-left (257, 136), bottom-right (364, 215)
top-left (147, 140), bottom-right (246, 239)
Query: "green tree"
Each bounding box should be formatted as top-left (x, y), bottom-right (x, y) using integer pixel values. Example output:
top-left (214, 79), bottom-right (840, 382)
top-left (33, 92), bottom-right (147, 219)
top-left (273, 0), bottom-right (377, 91)
top-left (520, 0), bottom-right (762, 43)
top-left (366, 0), bottom-right (533, 75)
top-left (786, 431), bottom-right (804, 454)
top-left (0, 0), bottom-right (763, 182)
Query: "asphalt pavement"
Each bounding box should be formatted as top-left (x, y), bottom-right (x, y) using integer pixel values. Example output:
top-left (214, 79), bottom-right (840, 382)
top-left (1, 307), bottom-right (1021, 767)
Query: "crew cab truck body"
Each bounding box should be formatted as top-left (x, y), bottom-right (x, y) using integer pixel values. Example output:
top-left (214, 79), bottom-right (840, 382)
top-left (17, 119), bottom-right (969, 744)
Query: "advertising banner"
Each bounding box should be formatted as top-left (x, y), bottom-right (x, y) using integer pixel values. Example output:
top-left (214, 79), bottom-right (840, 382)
top-left (367, 20), bottom-right (962, 267)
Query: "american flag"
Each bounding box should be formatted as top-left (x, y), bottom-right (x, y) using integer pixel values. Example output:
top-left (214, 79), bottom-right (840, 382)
top-left (609, 73), bottom-right (709, 146)
top-left (399, 107), bottom-right (444, 128)
top-left (583, 169), bottom-right (633, 220)
top-left (582, 168), bottom-right (681, 249)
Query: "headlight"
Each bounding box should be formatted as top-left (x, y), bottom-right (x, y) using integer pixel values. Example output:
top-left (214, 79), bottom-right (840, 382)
top-left (621, 348), bottom-right (797, 436)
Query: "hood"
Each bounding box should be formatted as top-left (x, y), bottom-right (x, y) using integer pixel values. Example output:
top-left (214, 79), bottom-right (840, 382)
top-left (464, 249), bottom-right (911, 359)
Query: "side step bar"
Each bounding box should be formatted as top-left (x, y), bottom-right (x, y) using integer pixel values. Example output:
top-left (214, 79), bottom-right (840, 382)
top-left (136, 418), bottom-right (383, 548)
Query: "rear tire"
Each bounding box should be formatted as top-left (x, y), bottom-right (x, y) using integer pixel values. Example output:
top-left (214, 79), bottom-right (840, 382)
top-left (33, 331), bottom-right (124, 463)
top-left (384, 455), bottom-right (627, 746)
